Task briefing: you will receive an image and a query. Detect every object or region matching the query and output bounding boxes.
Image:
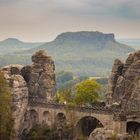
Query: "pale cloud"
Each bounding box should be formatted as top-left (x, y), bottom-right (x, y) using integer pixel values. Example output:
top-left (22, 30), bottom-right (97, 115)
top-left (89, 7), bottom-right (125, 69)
top-left (50, 0), bottom-right (140, 19)
top-left (0, 0), bottom-right (139, 18)
top-left (0, 0), bottom-right (139, 41)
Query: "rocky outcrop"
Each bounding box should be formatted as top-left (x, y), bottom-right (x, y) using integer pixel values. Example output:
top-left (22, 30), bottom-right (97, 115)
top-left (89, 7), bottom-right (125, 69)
top-left (89, 128), bottom-right (132, 140)
top-left (22, 50), bottom-right (56, 101)
top-left (1, 50), bottom-right (56, 139)
top-left (2, 65), bottom-right (28, 139)
top-left (107, 50), bottom-right (140, 112)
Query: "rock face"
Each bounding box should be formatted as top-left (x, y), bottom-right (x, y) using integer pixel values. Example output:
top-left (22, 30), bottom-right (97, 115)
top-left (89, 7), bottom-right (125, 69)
top-left (107, 50), bottom-right (140, 112)
top-left (2, 65), bottom-right (28, 139)
top-left (22, 50), bottom-right (56, 101)
top-left (1, 50), bottom-right (56, 139)
top-left (89, 128), bottom-right (132, 140)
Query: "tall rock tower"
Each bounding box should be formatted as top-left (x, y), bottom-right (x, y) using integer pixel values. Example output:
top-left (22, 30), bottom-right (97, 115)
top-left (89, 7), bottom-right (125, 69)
top-left (106, 50), bottom-right (140, 113)
top-left (22, 50), bottom-right (56, 102)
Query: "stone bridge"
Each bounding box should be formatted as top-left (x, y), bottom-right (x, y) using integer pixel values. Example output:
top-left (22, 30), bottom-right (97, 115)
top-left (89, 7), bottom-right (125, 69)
top-left (21, 97), bottom-right (140, 139)
top-left (2, 50), bottom-right (140, 139)
top-left (29, 99), bottom-right (114, 128)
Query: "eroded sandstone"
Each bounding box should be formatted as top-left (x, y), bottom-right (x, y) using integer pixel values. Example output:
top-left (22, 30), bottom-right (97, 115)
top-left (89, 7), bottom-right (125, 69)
top-left (107, 50), bottom-right (140, 112)
top-left (1, 50), bottom-right (56, 139)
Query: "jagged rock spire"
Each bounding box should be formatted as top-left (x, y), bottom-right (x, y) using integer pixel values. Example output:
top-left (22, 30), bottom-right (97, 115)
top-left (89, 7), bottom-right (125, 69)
top-left (107, 50), bottom-right (140, 112)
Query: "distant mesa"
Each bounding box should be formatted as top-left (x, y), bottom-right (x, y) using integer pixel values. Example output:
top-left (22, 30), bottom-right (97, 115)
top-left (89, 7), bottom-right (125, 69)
top-left (55, 31), bottom-right (115, 43)
top-left (0, 31), bottom-right (135, 76)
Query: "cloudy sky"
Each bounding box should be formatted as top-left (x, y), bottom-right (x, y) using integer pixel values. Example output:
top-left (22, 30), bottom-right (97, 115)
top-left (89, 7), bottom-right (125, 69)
top-left (0, 0), bottom-right (140, 41)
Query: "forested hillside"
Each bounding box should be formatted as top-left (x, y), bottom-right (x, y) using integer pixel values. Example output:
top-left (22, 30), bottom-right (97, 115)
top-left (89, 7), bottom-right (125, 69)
top-left (0, 31), bottom-right (134, 76)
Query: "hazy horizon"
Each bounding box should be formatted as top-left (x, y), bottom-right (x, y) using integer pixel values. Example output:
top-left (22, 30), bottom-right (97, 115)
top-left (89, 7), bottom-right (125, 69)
top-left (0, 0), bottom-right (140, 42)
top-left (0, 31), bottom-right (140, 43)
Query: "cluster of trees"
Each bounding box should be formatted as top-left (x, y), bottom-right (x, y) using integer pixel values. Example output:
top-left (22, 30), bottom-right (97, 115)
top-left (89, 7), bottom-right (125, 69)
top-left (56, 71), bottom-right (91, 89)
top-left (26, 124), bottom-right (59, 140)
top-left (56, 71), bottom-right (107, 101)
top-left (74, 79), bottom-right (101, 105)
top-left (57, 79), bottom-right (102, 106)
top-left (0, 71), bottom-right (14, 140)
top-left (26, 123), bottom-right (88, 140)
top-left (56, 71), bottom-right (74, 89)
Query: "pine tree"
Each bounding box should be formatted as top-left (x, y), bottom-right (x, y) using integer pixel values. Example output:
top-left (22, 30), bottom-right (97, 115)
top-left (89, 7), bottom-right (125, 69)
top-left (0, 70), bottom-right (14, 140)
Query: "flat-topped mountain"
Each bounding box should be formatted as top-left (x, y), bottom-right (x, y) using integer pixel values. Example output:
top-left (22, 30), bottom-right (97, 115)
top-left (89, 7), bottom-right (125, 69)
top-left (27, 31), bottom-right (134, 76)
top-left (0, 31), bottom-right (135, 76)
top-left (36, 31), bottom-right (128, 51)
top-left (55, 31), bottom-right (115, 43)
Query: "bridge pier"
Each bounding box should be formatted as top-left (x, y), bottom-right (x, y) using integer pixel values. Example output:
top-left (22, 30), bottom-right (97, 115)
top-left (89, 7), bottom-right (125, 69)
top-left (113, 121), bottom-right (126, 133)
top-left (112, 113), bottom-right (127, 134)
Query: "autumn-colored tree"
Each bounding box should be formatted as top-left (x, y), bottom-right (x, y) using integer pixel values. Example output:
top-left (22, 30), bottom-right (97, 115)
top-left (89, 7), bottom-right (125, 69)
top-left (0, 70), bottom-right (14, 140)
top-left (74, 79), bottom-right (101, 105)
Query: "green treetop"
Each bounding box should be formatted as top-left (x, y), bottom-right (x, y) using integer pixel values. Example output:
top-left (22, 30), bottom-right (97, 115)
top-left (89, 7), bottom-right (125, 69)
top-left (56, 85), bottom-right (73, 104)
top-left (74, 79), bottom-right (101, 105)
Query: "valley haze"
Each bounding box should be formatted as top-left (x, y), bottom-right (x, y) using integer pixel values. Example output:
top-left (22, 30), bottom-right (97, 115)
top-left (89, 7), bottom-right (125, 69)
top-left (0, 31), bottom-right (136, 76)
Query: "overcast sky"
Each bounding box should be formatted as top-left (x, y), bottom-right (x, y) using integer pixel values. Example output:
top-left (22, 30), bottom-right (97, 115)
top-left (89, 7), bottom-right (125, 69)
top-left (0, 0), bottom-right (140, 42)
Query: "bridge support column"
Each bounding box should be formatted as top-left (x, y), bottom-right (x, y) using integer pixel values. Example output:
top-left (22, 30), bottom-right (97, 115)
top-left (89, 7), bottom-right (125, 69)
top-left (113, 121), bottom-right (126, 133)
top-left (113, 113), bottom-right (127, 133)
top-left (38, 109), bottom-right (43, 124)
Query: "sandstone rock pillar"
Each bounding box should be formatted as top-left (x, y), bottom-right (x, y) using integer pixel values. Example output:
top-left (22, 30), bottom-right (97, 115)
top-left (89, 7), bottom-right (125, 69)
top-left (22, 50), bottom-right (56, 102)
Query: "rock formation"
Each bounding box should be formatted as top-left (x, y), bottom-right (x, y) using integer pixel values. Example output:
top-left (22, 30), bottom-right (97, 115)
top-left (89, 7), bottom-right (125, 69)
top-left (2, 65), bottom-right (28, 139)
top-left (1, 50), bottom-right (56, 139)
top-left (89, 128), bottom-right (132, 140)
top-left (22, 50), bottom-right (56, 101)
top-left (107, 50), bottom-right (140, 113)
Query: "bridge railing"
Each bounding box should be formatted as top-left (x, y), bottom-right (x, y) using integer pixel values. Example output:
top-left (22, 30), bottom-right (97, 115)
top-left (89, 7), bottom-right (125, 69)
top-left (28, 97), bottom-right (118, 114)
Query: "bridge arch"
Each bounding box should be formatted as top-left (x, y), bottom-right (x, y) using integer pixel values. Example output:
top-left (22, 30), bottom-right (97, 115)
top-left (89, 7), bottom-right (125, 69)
top-left (55, 112), bottom-right (66, 129)
top-left (56, 112), bottom-right (66, 122)
top-left (30, 109), bottom-right (39, 126)
top-left (127, 121), bottom-right (140, 138)
top-left (42, 111), bottom-right (51, 126)
top-left (76, 116), bottom-right (103, 137)
top-left (21, 129), bottom-right (28, 140)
